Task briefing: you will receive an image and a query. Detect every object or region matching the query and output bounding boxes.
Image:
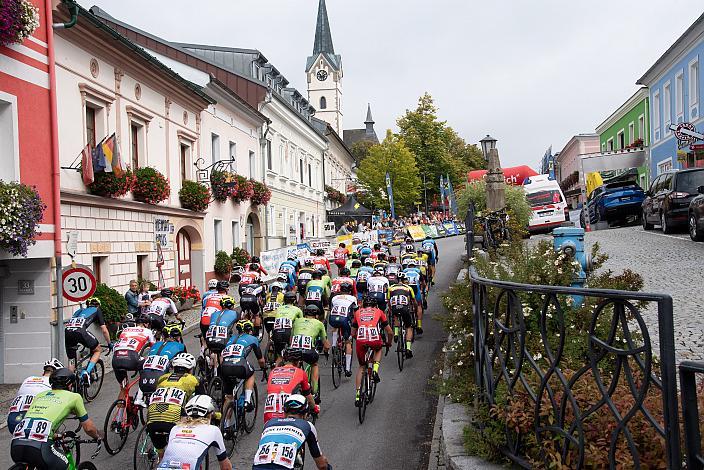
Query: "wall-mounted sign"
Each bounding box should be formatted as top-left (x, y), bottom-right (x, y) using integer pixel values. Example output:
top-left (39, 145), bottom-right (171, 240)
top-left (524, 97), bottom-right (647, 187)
top-left (61, 265), bottom-right (97, 303)
top-left (154, 217), bottom-right (171, 248)
top-left (17, 280), bottom-right (34, 295)
top-left (670, 122), bottom-right (704, 149)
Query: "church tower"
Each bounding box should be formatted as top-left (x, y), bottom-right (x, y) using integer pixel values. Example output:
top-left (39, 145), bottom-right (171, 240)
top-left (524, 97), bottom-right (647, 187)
top-left (306, 0), bottom-right (343, 135)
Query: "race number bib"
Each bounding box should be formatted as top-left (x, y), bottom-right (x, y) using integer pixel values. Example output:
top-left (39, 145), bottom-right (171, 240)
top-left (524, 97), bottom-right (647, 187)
top-left (115, 337), bottom-right (141, 352)
top-left (299, 273), bottom-right (312, 281)
top-left (390, 295), bottom-right (409, 307)
top-left (264, 392), bottom-right (289, 414)
top-left (206, 325), bottom-right (228, 339)
top-left (143, 355), bottom-right (170, 372)
top-left (290, 334), bottom-right (313, 350)
top-left (150, 304), bottom-right (166, 317)
top-left (13, 418), bottom-right (51, 442)
top-left (357, 326), bottom-right (380, 341)
top-left (65, 317), bottom-right (85, 329)
top-left (273, 317), bottom-right (293, 330)
top-left (254, 442), bottom-right (298, 468)
top-left (9, 394), bottom-right (34, 413)
top-left (244, 285), bottom-right (258, 295)
top-left (222, 343), bottom-right (245, 359)
top-left (331, 304), bottom-right (349, 316)
top-left (201, 306), bottom-right (218, 322)
top-left (150, 387), bottom-right (186, 406)
top-left (265, 302), bottom-right (280, 312)
top-left (306, 290), bottom-right (322, 301)
top-left (357, 272), bottom-right (370, 281)
top-left (369, 283), bottom-right (385, 293)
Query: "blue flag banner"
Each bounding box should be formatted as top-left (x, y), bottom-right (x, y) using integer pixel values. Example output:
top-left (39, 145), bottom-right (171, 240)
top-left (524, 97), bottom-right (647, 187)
top-left (447, 174), bottom-right (458, 215)
top-left (439, 175), bottom-right (446, 206)
top-left (386, 172), bottom-right (396, 219)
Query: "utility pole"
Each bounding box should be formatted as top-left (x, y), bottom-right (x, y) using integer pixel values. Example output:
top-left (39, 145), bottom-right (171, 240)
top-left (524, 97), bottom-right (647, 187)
top-left (423, 173), bottom-right (429, 215)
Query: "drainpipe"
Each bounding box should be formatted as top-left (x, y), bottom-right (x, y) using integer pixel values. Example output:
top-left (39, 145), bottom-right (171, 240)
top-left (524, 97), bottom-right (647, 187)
top-left (52, 0), bottom-right (78, 29)
top-left (258, 90), bottom-right (273, 251)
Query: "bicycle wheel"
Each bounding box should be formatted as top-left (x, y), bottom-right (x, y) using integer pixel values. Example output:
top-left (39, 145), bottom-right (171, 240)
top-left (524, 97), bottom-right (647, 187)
top-left (265, 340), bottom-right (276, 368)
top-left (369, 367), bottom-right (378, 403)
top-left (83, 359), bottom-right (104, 402)
top-left (358, 371), bottom-right (368, 424)
top-left (208, 377), bottom-right (225, 410)
top-left (396, 328), bottom-right (405, 372)
top-left (220, 400), bottom-right (238, 457)
top-left (103, 399), bottom-right (129, 455)
top-left (77, 463), bottom-right (97, 470)
top-left (331, 346), bottom-right (342, 389)
top-left (196, 355), bottom-right (209, 383)
top-left (133, 425), bottom-right (159, 470)
top-left (244, 383), bottom-right (258, 433)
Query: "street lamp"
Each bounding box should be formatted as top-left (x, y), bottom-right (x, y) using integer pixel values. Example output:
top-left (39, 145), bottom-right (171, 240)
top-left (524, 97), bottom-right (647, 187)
top-left (479, 134), bottom-right (498, 161)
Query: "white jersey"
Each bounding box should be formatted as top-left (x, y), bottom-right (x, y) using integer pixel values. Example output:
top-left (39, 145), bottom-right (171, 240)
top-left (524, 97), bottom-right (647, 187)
top-left (114, 326), bottom-right (156, 353)
top-left (148, 298), bottom-right (178, 318)
top-left (367, 276), bottom-right (390, 294)
top-left (9, 376), bottom-right (50, 413)
top-left (330, 294), bottom-right (357, 318)
top-left (159, 423), bottom-right (227, 469)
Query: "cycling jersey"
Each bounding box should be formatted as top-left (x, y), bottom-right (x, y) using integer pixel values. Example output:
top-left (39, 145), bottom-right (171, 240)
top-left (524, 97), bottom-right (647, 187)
top-left (388, 284), bottom-right (416, 328)
top-left (403, 268), bottom-right (423, 302)
top-left (331, 277), bottom-right (357, 297)
top-left (291, 317), bottom-right (326, 349)
top-left (264, 366), bottom-right (311, 422)
top-left (279, 260), bottom-right (298, 276)
top-left (206, 309), bottom-right (239, 351)
top-left (114, 326), bottom-right (155, 354)
top-left (304, 280), bottom-right (327, 305)
top-left (321, 275), bottom-right (332, 297)
top-left (64, 306), bottom-right (106, 360)
top-left (147, 372), bottom-right (199, 425)
top-left (333, 248), bottom-right (348, 267)
top-left (14, 389), bottom-right (88, 438)
top-left (367, 276), bottom-right (389, 295)
top-left (201, 293), bottom-right (224, 330)
top-left (312, 256), bottom-right (330, 272)
top-left (356, 266), bottom-right (373, 284)
top-left (201, 289), bottom-right (218, 304)
top-left (222, 333), bottom-right (262, 364)
top-left (329, 294), bottom-right (357, 340)
top-left (353, 307), bottom-right (389, 364)
top-left (401, 252), bottom-right (417, 264)
top-left (202, 292), bottom-right (224, 311)
top-left (149, 298), bottom-right (178, 318)
top-left (140, 341), bottom-right (186, 393)
top-left (158, 424), bottom-right (227, 470)
top-left (240, 270), bottom-right (261, 286)
top-left (373, 261), bottom-right (389, 271)
top-left (263, 289), bottom-right (285, 320)
top-left (253, 417), bottom-right (323, 469)
top-left (7, 376), bottom-right (51, 433)
top-left (297, 267), bottom-right (316, 290)
top-left (273, 305), bottom-right (304, 327)
top-left (415, 253), bottom-right (429, 276)
top-left (65, 306), bottom-right (105, 330)
top-left (240, 284), bottom-right (265, 316)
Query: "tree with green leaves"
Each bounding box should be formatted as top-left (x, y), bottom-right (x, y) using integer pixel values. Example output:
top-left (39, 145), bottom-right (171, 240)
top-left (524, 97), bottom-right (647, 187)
top-left (356, 130), bottom-right (421, 214)
top-left (350, 140), bottom-right (375, 163)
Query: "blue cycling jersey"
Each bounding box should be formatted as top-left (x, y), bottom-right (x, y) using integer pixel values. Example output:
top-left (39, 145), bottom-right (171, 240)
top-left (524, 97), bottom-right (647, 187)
top-left (70, 306), bottom-right (105, 328)
top-left (210, 309), bottom-right (239, 327)
top-left (148, 341), bottom-right (185, 361)
top-left (403, 268), bottom-right (421, 285)
top-left (253, 417), bottom-right (322, 468)
top-left (223, 333), bottom-right (260, 362)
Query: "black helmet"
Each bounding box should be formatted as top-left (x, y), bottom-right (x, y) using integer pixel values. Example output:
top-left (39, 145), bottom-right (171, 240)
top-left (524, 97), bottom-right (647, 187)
top-left (136, 313), bottom-right (151, 325)
top-left (161, 288), bottom-right (173, 298)
top-left (284, 347), bottom-right (303, 363)
top-left (312, 270), bottom-right (322, 280)
top-left (249, 263), bottom-right (260, 272)
top-left (304, 304), bottom-right (321, 317)
top-left (304, 259), bottom-right (314, 267)
top-left (339, 283), bottom-right (353, 294)
top-left (340, 268), bottom-right (350, 276)
top-left (50, 368), bottom-right (76, 390)
top-left (377, 253), bottom-right (387, 261)
top-left (216, 280), bottom-right (230, 291)
top-left (318, 267), bottom-right (327, 276)
top-left (350, 253), bottom-right (359, 260)
top-left (283, 291), bottom-right (297, 304)
top-left (362, 294), bottom-right (377, 308)
top-left (351, 260), bottom-right (362, 268)
top-left (373, 243), bottom-right (381, 250)
top-left (317, 249), bottom-right (325, 256)
top-left (251, 256), bottom-right (260, 264)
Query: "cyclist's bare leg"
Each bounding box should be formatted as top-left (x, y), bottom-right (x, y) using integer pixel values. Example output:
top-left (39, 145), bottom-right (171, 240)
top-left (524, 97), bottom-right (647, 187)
top-left (344, 339), bottom-right (353, 372)
top-left (244, 374), bottom-right (256, 404)
top-left (311, 363), bottom-right (319, 395)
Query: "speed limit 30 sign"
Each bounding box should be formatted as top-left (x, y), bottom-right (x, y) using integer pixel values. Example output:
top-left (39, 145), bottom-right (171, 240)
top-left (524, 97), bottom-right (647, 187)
top-left (62, 265), bottom-right (97, 303)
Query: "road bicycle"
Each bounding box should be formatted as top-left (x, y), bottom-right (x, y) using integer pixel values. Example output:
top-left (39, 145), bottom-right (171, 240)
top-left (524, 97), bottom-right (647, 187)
top-left (103, 373), bottom-right (145, 455)
top-left (72, 344), bottom-right (107, 402)
top-left (9, 431), bottom-right (102, 470)
top-left (132, 425), bottom-right (158, 470)
top-left (358, 347), bottom-right (379, 424)
top-left (391, 309), bottom-right (414, 372)
top-left (219, 370), bottom-right (264, 457)
top-left (476, 208), bottom-right (510, 250)
top-left (330, 330), bottom-right (345, 389)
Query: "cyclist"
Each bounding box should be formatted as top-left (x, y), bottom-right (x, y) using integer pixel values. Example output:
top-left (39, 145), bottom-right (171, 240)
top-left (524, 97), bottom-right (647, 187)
top-left (159, 394), bottom-right (231, 470)
top-left (112, 313), bottom-right (156, 394)
top-left (221, 320), bottom-right (266, 413)
top-left (201, 280), bottom-right (230, 342)
top-left (271, 292), bottom-right (303, 363)
top-left (358, 244), bottom-right (372, 262)
top-left (348, 257), bottom-right (362, 278)
top-left (253, 394), bottom-right (331, 470)
top-left (137, 321), bottom-right (186, 407)
top-left (202, 278), bottom-right (219, 303)
top-left (330, 267), bottom-right (357, 300)
top-left (367, 269), bottom-right (390, 313)
top-left (401, 244), bottom-right (417, 264)
top-left (305, 270), bottom-right (328, 319)
top-left (385, 260), bottom-right (402, 285)
top-left (206, 296), bottom-right (239, 356)
top-left (246, 255), bottom-right (269, 276)
top-left (297, 260), bottom-right (316, 306)
top-left (421, 237), bottom-right (438, 284)
top-left (352, 295), bottom-right (393, 407)
top-left (319, 267), bottom-right (332, 302)
top-left (148, 288), bottom-right (181, 332)
top-left (291, 305), bottom-right (329, 399)
top-left (328, 283), bottom-right (357, 377)
top-left (312, 248), bottom-right (331, 272)
top-left (344, 252), bottom-right (359, 272)
top-left (355, 259), bottom-right (374, 301)
top-left (388, 273), bottom-right (417, 358)
top-left (146, 352), bottom-right (202, 458)
top-left (263, 275), bottom-right (287, 336)
top-left (373, 253), bottom-right (389, 272)
top-left (240, 280), bottom-right (266, 334)
top-left (10, 368), bottom-right (102, 468)
top-left (402, 258), bottom-right (424, 334)
top-left (279, 255), bottom-right (299, 285)
top-left (64, 297), bottom-right (112, 377)
top-left (239, 262), bottom-right (263, 294)
top-left (333, 242), bottom-right (348, 275)
top-left (264, 348), bottom-right (318, 423)
top-left (7, 358), bottom-right (63, 433)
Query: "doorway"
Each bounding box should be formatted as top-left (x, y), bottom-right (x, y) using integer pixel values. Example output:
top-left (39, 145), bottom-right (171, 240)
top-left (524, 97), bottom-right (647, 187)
top-left (176, 229), bottom-right (192, 286)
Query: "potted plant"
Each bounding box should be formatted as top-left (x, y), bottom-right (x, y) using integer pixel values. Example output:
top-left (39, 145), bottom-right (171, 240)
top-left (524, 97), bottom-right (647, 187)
top-left (250, 180), bottom-right (272, 206)
top-left (179, 180), bottom-right (210, 212)
top-left (0, 181), bottom-right (46, 257)
top-left (214, 250), bottom-right (233, 278)
top-left (230, 246), bottom-right (251, 268)
top-left (0, 0), bottom-right (39, 47)
top-left (231, 174), bottom-right (254, 203)
top-left (171, 285), bottom-right (201, 311)
top-left (133, 167), bottom-right (170, 204)
top-left (210, 170), bottom-right (238, 202)
top-left (93, 283), bottom-right (128, 339)
top-left (87, 170), bottom-right (135, 198)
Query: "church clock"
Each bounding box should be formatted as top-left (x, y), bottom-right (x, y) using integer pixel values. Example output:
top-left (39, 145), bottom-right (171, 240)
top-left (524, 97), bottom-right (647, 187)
top-left (316, 70), bottom-right (328, 81)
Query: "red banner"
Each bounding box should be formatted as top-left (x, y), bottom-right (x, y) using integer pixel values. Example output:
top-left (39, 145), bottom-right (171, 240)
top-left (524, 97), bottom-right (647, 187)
top-left (467, 165), bottom-right (539, 186)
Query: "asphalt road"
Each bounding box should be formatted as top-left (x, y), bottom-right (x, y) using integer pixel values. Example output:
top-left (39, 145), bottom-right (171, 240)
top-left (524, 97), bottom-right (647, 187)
top-left (1, 235), bottom-right (465, 470)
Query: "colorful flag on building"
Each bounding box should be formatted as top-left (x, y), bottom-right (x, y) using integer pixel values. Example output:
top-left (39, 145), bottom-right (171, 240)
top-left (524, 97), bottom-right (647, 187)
top-left (439, 175), bottom-right (446, 204)
top-left (92, 142), bottom-right (106, 173)
top-left (101, 134), bottom-right (114, 173)
top-left (385, 171), bottom-right (396, 219)
top-left (80, 144), bottom-right (94, 185)
top-left (111, 135), bottom-right (124, 177)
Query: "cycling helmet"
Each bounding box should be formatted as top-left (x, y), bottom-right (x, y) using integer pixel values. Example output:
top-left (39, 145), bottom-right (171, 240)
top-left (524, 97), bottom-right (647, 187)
top-left (184, 394), bottom-right (216, 418)
top-left (207, 279), bottom-right (218, 289)
top-left (86, 297), bottom-right (101, 307)
top-left (283, 291), bottom-right (297, 304)
top-left (377, 253), bottom-right (387, 261)
top-left (276, 273), bottom-right (287, 283)
top-left (220, 296), bottom-right (236, 310)
top-left (373, 269), bottom-right (383, 276)
top-left (287, 254), bottom-right (296, 261)
top-left (136, 313), bottom-right (152, 326)
top-left (318, 267), bottom-right (327, 276)
top-left (163, 322), bottom-right (183, 338)
top-left (339, 283), bottom-right (353, 294)
top-left (350, 253), bottom-right (359, 260)
top-left (362, 294), bottom-right (377, 308)
top-left (160, 288), bottom-right (173, 298)
top-left (364, 258), bottom-right (374, 266)
top-left (216, 280), bottom-right (230, 291)
top-left (44, 358), bottom-right (64, 371)
top-left (317, 249), bottom-right (325, 256)
top-left (119, 313), bottom-right (137, 330)
top-left (398, 272), bottom-right (408, 282)
top-left (304, 304), bottom-right (321, 317)
top-left (340, 268), bottom-right (350, 276)
top-left (283, 347), bottom-right (304, 363)
top-left (249, 263), bottom-right (260, 272)
top-left (351, 260), bottom-right (362, 268)
top-left (388, 256), bottom-right (397, 263)
top-left (283, 394), bottom-right (309, 415)
top-left (312, 270), bottom-right (322, 280)
top-left (236, 319), bottom-right (254, 333)
top-left (373, 244), bottom-right (381, 250)
top-left (304, 259), bottom-right (314, 267)
top-left (172, 353), bottom-right (196, 371)
top-left (50, 368), bottom-right (76, 390)
top-left (251, 256), bottom-right (261, 264)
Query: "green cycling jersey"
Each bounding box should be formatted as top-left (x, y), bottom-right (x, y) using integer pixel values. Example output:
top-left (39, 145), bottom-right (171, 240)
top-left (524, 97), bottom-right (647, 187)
top-left (292, 317), bottom-right (327, 342)
top-left (305, 279), bottom-right (329, 300)
top-left (21, 389), bottom-right (88, 436)
top-left (274, 304), bottom-right (304, 321)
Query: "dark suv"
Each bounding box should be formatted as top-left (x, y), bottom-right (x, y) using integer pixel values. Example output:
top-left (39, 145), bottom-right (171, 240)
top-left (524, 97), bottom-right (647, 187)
top-left (642, 168), bottom-right (704, 233)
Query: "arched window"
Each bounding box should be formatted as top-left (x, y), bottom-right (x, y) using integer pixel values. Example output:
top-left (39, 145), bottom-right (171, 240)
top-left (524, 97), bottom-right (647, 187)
top-left (319, 96), bottom-right (327, 109)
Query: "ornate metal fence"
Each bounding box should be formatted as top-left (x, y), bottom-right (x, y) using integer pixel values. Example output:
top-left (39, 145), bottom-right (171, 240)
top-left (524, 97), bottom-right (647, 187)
top-left (680, 360), bottom-right (704, 469)
top-left (464, 208), bottom-right (681, 469)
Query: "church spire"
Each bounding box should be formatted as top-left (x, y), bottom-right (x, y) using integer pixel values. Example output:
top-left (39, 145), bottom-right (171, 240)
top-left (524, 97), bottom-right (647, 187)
top-left (365, 104), bottom-right (375, 136)
top-left (313, 0), bottom-right (335, 55)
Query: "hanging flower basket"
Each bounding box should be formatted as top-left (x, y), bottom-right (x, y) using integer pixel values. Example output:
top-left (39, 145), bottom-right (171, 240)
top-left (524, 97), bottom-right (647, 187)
top-left (133, 167), bottom-right (170, 204)
top-left (0, 181), bottom-right (46, 257)
top-left (324, 184), bottom-right (346, 204)
top-left (231, 174), bottom-right (254, 203)
top-left (179, 180), bottom-right (210, 212)
top-left (210, 170), bottom-right (238, 202)
top-left (0, 0), bottom-right (40, 47)
top-left (87, 170), bottom-right (135, 198)
top-left (250, 180), bottom-right (272, 206)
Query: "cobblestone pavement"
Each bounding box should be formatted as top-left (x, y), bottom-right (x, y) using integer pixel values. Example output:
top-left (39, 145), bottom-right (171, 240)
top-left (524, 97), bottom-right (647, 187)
top-left (533, 225), bottom-right (704, 363)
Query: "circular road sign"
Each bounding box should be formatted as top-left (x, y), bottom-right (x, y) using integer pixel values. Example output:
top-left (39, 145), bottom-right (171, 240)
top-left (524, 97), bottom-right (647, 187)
top-left (62, 265), bottom-right (97, 303)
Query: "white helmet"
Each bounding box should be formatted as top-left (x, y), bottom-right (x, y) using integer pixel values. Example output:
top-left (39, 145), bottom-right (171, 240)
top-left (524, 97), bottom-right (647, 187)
top-left (172, 353), bottom-right (196, 370)
top-left (44, 358), bottom-right (64, 371)
top-left (207, 279), bottom-right (218, 289)
top-left (406, 259), bottom-right (418, 266)
top-left (184, 394), bottom-right (216, 418)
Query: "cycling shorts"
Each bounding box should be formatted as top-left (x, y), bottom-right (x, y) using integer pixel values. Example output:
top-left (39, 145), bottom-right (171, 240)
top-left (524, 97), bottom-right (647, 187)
top-left (391, 307), bottom-right (415, 329)
top-left (139, 368), bottom-right (162, 394)
top-left (301, 348), bottom-right (319, 366)
top-left (271, 329), bottom-right (292, 357)
top-left (240, 295), bottom-right (260, 316)
top-left (328, 315), bottom-right (352, 340)
top-left (148, 314), bottom-right (166, 332)
top-left (147, 421), bottom-right (175, 451)
top-left (11, 439), bottom-right (68, 470)
top-left (263, 316), bottom-right (275, 334)
top-left (410, 285), bottom-right (422, 302)
top-left (205, 334), bottom-right (229, 354)
top-left (356, 282), bottom-right (368, 295)
top-left (305, 299), bottom-right (325, 319)
top-left (355, 340), bottom-right (383, 366)
top-left (112, 349), bottom-right (143, 384)
top-left (221, 360), bottom-right (254, 395)
top-left (64, 328), bottom-right (98, 360)
top-left (369, 292), bottom-right (387, 312)
top-left (297, 280), bottom-right (310, 293)
top-left (199, 322), bottom-right (209, 338)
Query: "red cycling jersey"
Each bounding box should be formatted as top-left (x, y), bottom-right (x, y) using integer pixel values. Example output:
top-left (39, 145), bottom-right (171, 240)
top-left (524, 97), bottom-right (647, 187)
top-left (353, 307), bottom-right (388, 365)
top-left (312, 256), bottom-right (330, 272)
top-left (331, 277), bottom-right (357, 297)
top-left (113, 326), bottom-right (155, 354)
top-left (201, 293), bottom-right (223, 326)
top-left (245, 263), bottom-right (268, 276)
top-left (333, 248), bottom-right (348, 267)
top-left (240, 271), bottom-right (261, 285)
top-left (264, 366), bottom-right (311, 422)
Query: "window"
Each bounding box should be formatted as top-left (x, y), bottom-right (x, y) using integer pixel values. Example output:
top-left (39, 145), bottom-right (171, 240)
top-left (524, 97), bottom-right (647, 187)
top-left (638, 115), bottom-right (645, 141)
top-left (628, 123), bottom-right (635, 144)
top-left (676, 71), bottom-right (684, 120)
top-left (268, 205), bottom-right (276, 236)
top-left (249, 151), bottom-right (256, 179)
top-left (690, 58), bottom-right (699, 118)
top-left (266, 140), bottom-right (272, 170)
top-left (319, 96), bottom-right (327, 109)
top-left (607, 138), bottom-right (614, 151)
top-left (653, 90), bottom-right (661, 140)
top-left (279, 144), bottom-right (284, 172)
top-left (617, 130), bottom-right (625, 150)
top-left (92, 256), bottom-right (106, 285)
top-left (308, 163), bottom-right (312, 186)
top-left (86, 107), bottom-right (97, 148)
top-left (180, 144), bottom-right (189, 183)
top-left (602, 142), bottom-right (606, 152)
top-left (231, 221), bottom-right (240, 250)
top-left (300, 158), bottom-right (304, 184)
top-left (211, 133), bottom-right (220, 163)
top-left (0, 93), bottom-right (19, 182)
top-left (229, 141), bottom-right (236, 162)
top-left (136, 254), bottom-right (148, 281)
top-left (130, 123), bottom-right (140, 169)
top-left (214, 220), bottom-right (222, 252)
top-left (657, 158), bottom-right (673, 175)
top-left (663, 81), bottom-right (671, 133)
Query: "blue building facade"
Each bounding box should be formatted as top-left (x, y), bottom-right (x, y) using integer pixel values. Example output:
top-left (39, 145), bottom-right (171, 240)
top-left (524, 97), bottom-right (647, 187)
top-left (638, 13), bottom-right (704, 179)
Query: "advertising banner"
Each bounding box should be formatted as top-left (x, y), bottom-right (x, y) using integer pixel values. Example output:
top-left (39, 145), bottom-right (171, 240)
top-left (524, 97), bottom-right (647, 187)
top-left (424, 225), bottom-right (439, 238)
top-left (308, 238), bottom-right (335, 259)
top-left (407, 225), bottom-right (426, 241)
top-left (436, 224), bottom-right (447, 237)
top-left (260, 243), bottom-right (311, 281)
top-left (377, 229), bottom-right (394, 245)
top-left (323, 222), bottom-right (336, 237)
top-left (443, 222), bottom-right (459, 236)
top-left (336, 234), bottom-right (353, 253)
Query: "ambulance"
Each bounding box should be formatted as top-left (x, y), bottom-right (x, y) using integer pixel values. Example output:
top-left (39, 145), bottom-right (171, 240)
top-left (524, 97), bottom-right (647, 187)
top-left (523, 174), bottom-right (568, 233)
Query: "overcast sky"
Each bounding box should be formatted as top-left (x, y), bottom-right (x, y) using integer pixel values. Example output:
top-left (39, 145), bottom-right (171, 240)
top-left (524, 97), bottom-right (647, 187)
top-left (79, 0), bottom-right (703, 168)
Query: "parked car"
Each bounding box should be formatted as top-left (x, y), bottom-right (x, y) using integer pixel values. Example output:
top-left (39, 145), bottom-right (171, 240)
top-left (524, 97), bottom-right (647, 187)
top-left (580, 181), bottom-right (645, 227)
top-left (642, 168), bottom-right (704, 233)
top-left (688, 185), bottom-right (704, 241)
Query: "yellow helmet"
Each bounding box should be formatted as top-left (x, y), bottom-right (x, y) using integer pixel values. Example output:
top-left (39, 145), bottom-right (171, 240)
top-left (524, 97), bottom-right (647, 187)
top-left (86, 297), bottom-right (101, 307)
top-left (220, 296), bottom-right (236, 309)
top-left (163, 322), bottom-right (183, 338)
top-left (236, 320), bottom-right (254, 333)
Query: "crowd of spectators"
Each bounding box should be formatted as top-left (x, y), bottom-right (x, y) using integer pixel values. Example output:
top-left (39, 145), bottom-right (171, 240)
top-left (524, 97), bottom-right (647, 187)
top-left (336, 211), bottom-right (459, 235)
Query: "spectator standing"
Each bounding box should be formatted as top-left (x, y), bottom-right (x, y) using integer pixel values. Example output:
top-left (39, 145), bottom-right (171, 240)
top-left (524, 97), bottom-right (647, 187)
top-left (139, 281), bottom-right (152, 315)
top-left (125, 280), bottom-right (140, 315)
